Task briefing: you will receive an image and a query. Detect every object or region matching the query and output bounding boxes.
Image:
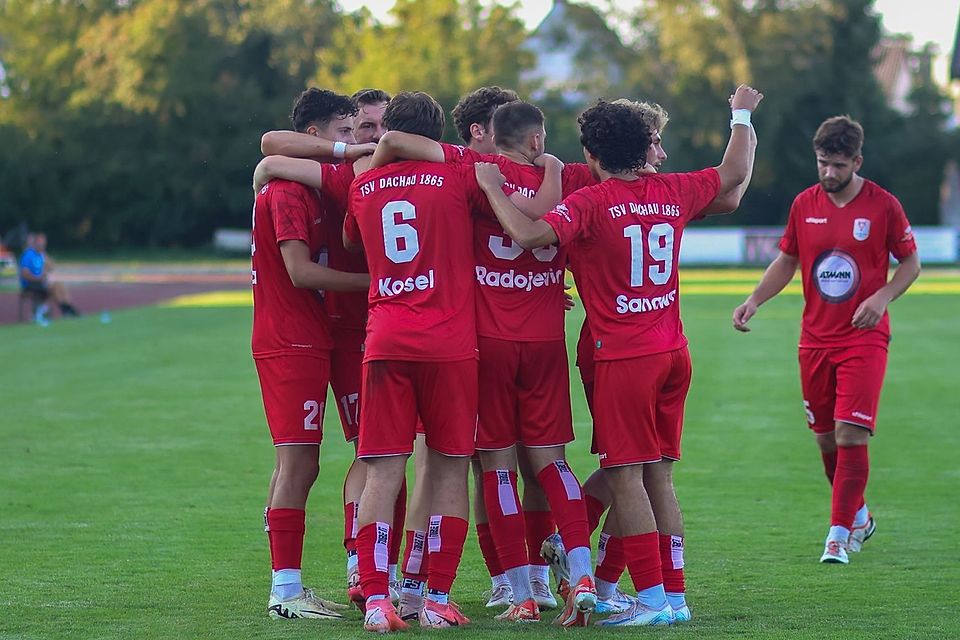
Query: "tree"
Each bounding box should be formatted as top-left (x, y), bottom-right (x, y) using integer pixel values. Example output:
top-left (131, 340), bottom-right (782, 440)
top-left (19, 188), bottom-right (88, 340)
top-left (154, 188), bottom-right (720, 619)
top-left (315, 0), bottom-right (532, 141)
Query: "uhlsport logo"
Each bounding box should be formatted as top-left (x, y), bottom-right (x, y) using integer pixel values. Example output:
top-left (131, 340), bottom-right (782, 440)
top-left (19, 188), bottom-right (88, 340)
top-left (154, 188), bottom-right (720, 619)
top-left (812, 249), bottom-right (860, 303)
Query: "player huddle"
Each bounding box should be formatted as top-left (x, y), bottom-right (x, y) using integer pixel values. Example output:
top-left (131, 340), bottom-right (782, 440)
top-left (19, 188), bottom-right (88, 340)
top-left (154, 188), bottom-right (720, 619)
top-left (250, 82), bottom-right (919, 632)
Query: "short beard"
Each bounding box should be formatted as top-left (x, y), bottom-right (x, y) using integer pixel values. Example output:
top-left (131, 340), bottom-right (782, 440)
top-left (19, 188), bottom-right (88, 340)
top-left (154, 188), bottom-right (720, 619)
top-left (821, 174), bottom-right (852, 193)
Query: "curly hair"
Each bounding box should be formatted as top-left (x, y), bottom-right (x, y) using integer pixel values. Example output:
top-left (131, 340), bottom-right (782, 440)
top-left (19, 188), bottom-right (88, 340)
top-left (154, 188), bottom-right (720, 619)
top-left (290, 88), bottom-right (358, 133)
top-left (813, 115), bottom-right (864, 158)
top-left (383, 91), bottom-right (445, 141)
top-left (578, 100), bottom-right (651, 174)
top-left (352, 88), bottom-right (391, 107)
top-left (492, 101), bottom-right (544, 150)
top-left (452, 86), bottom-right (520, 143)
top-left (612, 98), bottom-right (669, 133)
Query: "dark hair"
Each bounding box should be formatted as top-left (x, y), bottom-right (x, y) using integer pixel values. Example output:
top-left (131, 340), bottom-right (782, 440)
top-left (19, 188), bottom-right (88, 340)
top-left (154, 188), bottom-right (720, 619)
top-left (452, 86), bottom-right (520, 143)
top-left (352, 88), bottom-right (391, 107)
top-left (291, 88), bottom-right (357, 133)
top-left (493, 101), bottom-right (545, 150)
top-left (813, 115), bottom-right (864, 158)
top-left (578, 100), bottom-right (651, 174)
top-left (382, 91), bottom-right (445, 141)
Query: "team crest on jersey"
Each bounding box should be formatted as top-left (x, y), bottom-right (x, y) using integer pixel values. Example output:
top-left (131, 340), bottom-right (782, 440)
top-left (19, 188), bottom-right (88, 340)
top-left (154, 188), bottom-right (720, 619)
top-left (853, 218), bottom-right (870, 241)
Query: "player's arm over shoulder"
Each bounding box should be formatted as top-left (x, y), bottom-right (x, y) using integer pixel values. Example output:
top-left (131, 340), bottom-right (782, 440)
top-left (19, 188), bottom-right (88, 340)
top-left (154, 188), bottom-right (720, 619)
top-left (368, 131), bottom-right (445, 169)
top-left (253, 156), bottom-right (323, 192)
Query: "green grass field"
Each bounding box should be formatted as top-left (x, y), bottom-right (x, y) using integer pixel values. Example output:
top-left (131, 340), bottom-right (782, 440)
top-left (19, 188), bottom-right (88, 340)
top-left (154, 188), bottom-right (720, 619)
top-left (2, 276), bottom-right (959, 639)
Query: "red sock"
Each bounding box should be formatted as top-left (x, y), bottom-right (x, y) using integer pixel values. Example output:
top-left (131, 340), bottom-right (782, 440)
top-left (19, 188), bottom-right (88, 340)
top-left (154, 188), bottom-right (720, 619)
top-left (475, 522), bottom-right (502, 577)
top-left (267, 508), bottom-right (305, 571)
top-left (595, 533), bottom-right (625, 584)
top-left (524, 510), bottom-right (554, 566)
top-left (658, 534), bottom-right (684, 593)
top-left (357, 521), bottom-right (391, 599)
top-left (586, 494), bottom-right (607, 534)
top-left (343, 501), bottom-right (358, 553)
top-left (832, 444), bottom-right (869, 530)
top-left (536, 460), bottom-right (590, 551)
top-left (623, 531), bottom-right (661, 592)
top-left (821, 450), bottom-right (838, 485)
top-left (401, 529), bottom-right (428, 582)
top-left (389, 478), bottom-right (407, 566)
top-left (482, 470), bottom-right (528, 571)
top-left (426, 515), bottom-right (468, 594)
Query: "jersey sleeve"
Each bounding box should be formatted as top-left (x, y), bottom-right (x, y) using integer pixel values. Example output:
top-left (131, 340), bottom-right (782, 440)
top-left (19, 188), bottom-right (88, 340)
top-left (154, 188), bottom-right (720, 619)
top-left (885, 196), bottom-right (917, 260)
top-left (561, 163), bottom-right (599, 197)
top-left (457, 164), bottom-right (504, 219)
top-left (270, 184), bottom-right (312, 244)
top-left (542, 190), bottom-right (592, 247)
top-left (344, 208), bottom-right (361, 245)
top-left (441, 143), bottom-right (484, 165)
top-left (675, 168), bottom-right (721, 220)
top-left (319, 163), bottom-right (352, 213)
top-left (778, 198), bottom-right (801, 256)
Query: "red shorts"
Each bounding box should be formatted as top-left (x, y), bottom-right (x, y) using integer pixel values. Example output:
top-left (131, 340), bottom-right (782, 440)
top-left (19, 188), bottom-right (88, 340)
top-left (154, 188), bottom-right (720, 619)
top-left (255, 355), bottom-right (330, 446)
top-left (331, 328), bottom-right (365, 442)
top-left (358, 358), bottom-right (478, 458)
top-left (799, 345), bottom-right (887, 433)
top-left (476, 337), bottom-right (574, 450)
top-left (592, 348), bottom-right (691, 467)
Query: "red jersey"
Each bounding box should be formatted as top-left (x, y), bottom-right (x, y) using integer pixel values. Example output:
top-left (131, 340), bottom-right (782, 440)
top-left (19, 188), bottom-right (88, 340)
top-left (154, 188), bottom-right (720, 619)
top-left (543, 170), bottom-right (720, 361)
top-left (251, 179), bottom-right (332, 358)
top-left (779, 179), bottom-right (916, 349)
top-left (442, 145), bottom-right (598, 341)
top-left (318, 162), bottom-right (369, 332)
top-left (345, 159), bottom-right (489, 362)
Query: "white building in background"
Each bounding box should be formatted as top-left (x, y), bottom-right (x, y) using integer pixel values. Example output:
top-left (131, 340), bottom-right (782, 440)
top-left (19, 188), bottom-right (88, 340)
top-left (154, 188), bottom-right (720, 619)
top-left (520, 0), bottom-right (625, 104)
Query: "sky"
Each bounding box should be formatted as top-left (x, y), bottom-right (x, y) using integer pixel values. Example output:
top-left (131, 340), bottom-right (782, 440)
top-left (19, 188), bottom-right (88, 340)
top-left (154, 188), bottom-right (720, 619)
top-left (336, 0), bottom-right (959, 84)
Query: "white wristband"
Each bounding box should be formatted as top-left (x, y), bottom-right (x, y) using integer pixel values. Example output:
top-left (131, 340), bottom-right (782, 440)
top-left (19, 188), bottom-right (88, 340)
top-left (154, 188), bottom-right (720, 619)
top-left (333, 141), bottom-right (347, 158)
top-left (730, 109), bottom-right (752, 129)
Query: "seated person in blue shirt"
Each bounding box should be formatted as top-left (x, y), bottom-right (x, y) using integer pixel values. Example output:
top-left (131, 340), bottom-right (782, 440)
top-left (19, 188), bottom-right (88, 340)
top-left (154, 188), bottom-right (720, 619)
top-left (20, 232), bottom-right (79, 319)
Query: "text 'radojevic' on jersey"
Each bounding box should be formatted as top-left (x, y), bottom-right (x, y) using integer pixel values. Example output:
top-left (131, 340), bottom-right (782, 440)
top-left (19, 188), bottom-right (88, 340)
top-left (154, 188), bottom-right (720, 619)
top-left (475, 266), bottom-right (564, 292)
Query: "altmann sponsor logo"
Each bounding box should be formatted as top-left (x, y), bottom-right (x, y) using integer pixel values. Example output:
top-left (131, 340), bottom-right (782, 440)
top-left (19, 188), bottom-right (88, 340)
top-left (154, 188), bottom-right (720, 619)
top-left (475, 266), bottom-right (563, 291)
top-left (805, 217), bottom-right (827, 224)
top-left (616, 289), bottom-right (677, 314)
top-left (377, 269), bottom-right (435, 298)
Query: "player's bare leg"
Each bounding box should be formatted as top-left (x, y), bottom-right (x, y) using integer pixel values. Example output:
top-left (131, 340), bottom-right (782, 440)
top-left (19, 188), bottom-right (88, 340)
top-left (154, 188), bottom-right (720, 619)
top-left (267, 445), bottom-right (343, 619)
top-left (517, 447), bottom-right (556, 608)
top-left (643, 460), bottom-right (689, 622)
top-left (818, 422), bottom-right (872, 564)
top-left (420, 446), bottom-right (471, 628)
top-left (597, 464), bottom-right (672, 627)
top-left (397, 434), bottom-right (432, 621)
top-left (356, 454), bottom-right (410, 632)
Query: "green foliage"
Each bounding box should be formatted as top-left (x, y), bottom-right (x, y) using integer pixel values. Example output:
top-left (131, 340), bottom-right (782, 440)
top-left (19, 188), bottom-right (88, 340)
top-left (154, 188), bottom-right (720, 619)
top-left (315, 0), bottom-right (532, 142)
top-left (0, 0), bottom-right (340, 248)
top-left (620, 0), bottom-right (954, 226)
top-left (0, 0), bottom-right (954, 247)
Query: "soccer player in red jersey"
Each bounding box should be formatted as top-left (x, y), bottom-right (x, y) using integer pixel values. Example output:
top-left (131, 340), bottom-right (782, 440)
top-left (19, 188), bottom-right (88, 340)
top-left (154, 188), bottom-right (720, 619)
top-left (369, 98), bottom-right (603, 623)
top-left (258, 90), bottom-right (412, 601)
top-left (475, 86), bottom-right (762, 626)
top-left (253, 88), bottom-right (371, 620)
top-left (572, 98), bottom-right (757, 617)
top-left (732, 115), bottom-right (920, 564)
top-left (345, 91), bottom-right (493, 632)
